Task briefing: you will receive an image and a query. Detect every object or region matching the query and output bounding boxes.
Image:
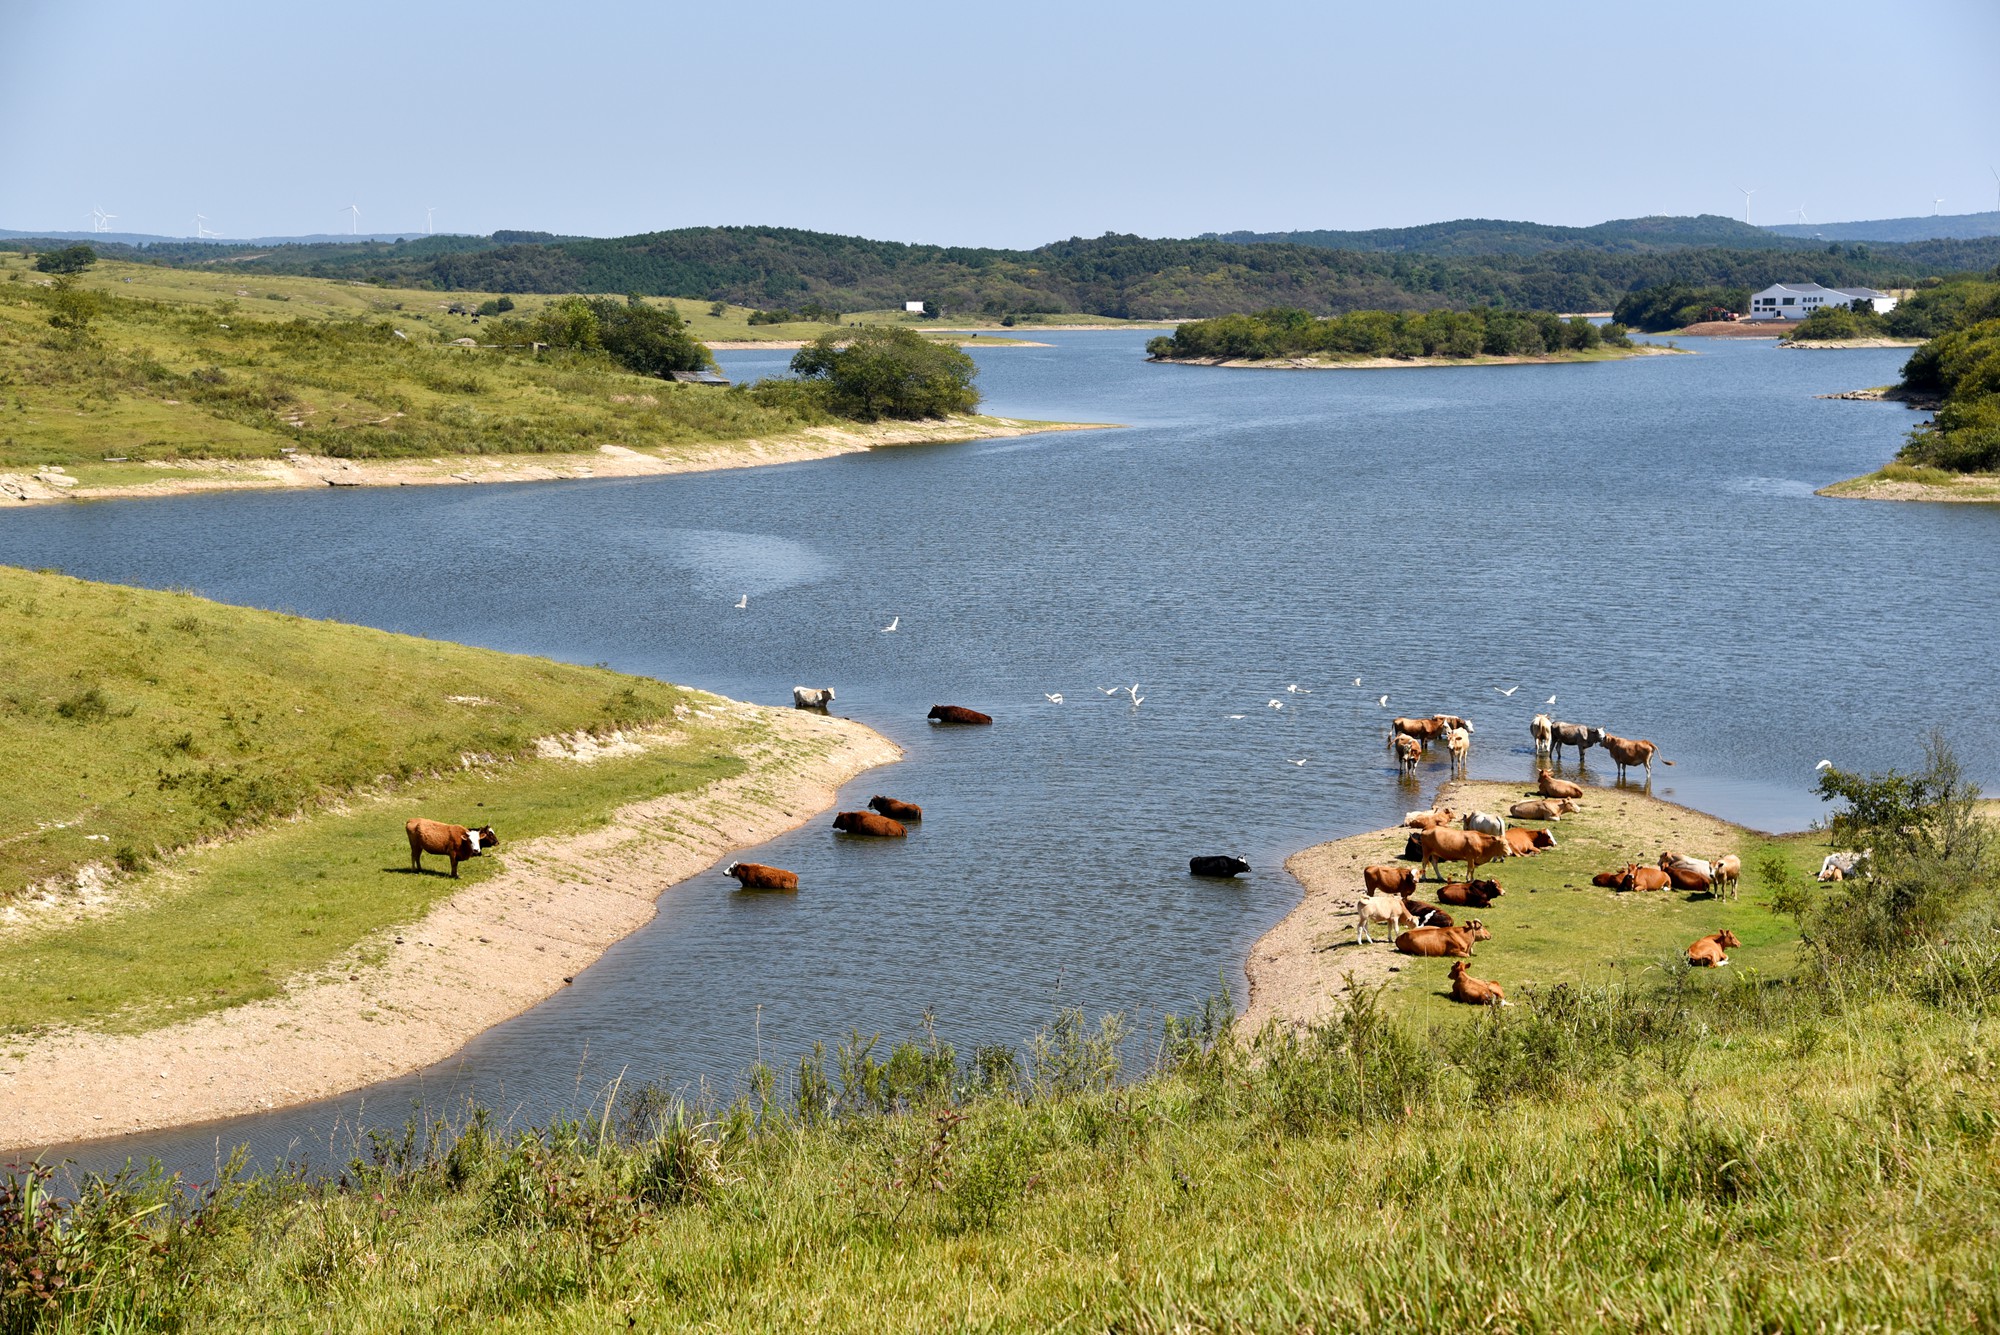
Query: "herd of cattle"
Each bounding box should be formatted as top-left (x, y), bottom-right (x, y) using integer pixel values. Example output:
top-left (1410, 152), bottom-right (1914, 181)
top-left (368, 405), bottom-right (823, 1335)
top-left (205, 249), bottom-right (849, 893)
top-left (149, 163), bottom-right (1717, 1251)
top-left (1353, 711), bottom-right (1753, 1007)
top-left (397, 697), bottom-right (1856, 1018)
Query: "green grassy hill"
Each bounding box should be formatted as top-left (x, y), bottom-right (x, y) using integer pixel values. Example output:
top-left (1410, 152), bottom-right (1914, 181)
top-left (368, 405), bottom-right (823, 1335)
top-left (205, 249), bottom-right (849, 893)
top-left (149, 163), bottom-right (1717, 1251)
top-left (0, 566), bottom-right (760, 1034)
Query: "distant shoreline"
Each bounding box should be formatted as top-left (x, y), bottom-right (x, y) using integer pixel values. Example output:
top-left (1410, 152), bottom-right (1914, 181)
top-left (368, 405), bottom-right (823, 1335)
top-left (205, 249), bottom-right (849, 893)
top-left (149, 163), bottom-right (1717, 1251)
top-left (0, 416), bottom-right (1115, 507)
top-left (1150, 345), bottom-right (1682, 371)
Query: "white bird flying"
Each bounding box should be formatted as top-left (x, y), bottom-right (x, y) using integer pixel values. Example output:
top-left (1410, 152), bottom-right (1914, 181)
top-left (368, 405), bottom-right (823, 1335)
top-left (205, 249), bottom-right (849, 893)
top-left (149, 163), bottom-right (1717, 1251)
top-left (1225, 714), bottom-right (1246, 720)
top-left (1545, 695), bottom-right (1557, 705)
top-left (1289, 757), bottom-right (1308, 766)
top-left (1353, 677), bottom-right (1363, 687)
top-left (1099, 686), bottom-right (1123, 696)
top-left (1815, 759), bottom-right (1833, 770)
top-left (880, 616), bottom-right (899, 633)
top-left (1494, 685), bottom-right (1519, 696)
top-left (1287, 683), bottom-right (1311, 694)
top-left (1267, 699), bottom-right (1284, 710)
top-left (1129, 692), bottom-right (1145, 706)
top-left (733, 595), bottom-right (748, 609)
top-left (1378, 695), bottom-right (1390, 707)
top-left (1045, 693), bottom-right (1064, 704)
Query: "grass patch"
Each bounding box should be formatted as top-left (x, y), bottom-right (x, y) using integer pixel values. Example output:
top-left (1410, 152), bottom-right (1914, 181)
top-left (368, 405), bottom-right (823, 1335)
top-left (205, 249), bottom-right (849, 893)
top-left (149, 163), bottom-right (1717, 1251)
top-left (14, 965), bottom-right (2000, 1332)
top-left (0, 566), bottom-right (756, 1033)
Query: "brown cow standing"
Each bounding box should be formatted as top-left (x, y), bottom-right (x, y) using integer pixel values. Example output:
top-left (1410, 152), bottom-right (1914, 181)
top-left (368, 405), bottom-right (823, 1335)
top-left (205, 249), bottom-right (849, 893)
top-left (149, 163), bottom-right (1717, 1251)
top-left (928, 705), bottom-right (992, 726)
top-left (726, 862), bottom-right (800, 891)
top-left (1602, 734), bottom-right (1671, 781)
top-left (1687, 929), bottom-right (1742, 966)
top-left (1363, 864), bottom-right (1420, 897)
top-left (832, 810), bottom-right (907, 837)
top-left (1390, 716), bottom-right (1448, 746)
top-left (1417, 827), bottom-right (1509, 882)
top-left (1394, 920), bottom-right (1491, 958)
top-left (1393, 735), bottom-right (1421, 773)
top-left (867, 796), bottom-right (923, 822)
top-left (1448, 960), bottom-right (1507, 1006)
top-left (406, 818), bottom-right (498, 878)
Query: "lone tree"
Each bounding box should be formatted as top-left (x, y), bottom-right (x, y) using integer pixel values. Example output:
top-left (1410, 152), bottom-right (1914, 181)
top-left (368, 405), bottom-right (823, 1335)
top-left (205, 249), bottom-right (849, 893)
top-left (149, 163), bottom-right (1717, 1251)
top-left (34, 244), bottom-right (97, 275)
top-left (789, 326), bottom-right (978, 421)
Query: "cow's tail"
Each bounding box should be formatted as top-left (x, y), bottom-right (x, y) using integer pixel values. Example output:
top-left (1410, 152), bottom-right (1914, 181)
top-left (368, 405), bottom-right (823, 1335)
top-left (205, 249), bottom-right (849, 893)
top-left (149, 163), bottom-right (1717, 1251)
top-left (1661, 758), bottom-right (1675, 766)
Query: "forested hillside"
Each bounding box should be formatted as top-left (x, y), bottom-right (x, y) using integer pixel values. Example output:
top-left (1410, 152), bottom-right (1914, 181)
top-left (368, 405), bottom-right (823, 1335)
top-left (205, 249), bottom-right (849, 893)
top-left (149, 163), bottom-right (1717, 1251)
top-left (21, 226), bottom-right (2000, 322)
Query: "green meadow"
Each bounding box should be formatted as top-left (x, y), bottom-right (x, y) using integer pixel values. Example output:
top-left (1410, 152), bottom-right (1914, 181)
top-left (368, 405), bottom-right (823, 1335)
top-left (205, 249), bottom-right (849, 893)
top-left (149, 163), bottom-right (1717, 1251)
top-left (0, 566), bottom-right (756, 1035)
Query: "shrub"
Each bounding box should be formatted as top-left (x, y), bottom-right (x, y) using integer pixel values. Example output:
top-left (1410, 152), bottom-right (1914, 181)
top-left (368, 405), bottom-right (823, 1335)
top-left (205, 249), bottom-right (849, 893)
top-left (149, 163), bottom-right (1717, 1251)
top-left (788, 326), bottom-right (979, 420)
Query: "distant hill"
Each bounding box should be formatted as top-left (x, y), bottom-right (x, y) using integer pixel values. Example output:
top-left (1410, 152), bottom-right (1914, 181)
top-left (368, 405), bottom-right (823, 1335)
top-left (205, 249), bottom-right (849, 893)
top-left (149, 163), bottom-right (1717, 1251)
top-left (1763, 210), bottom-right (2000, 244)
top-left (10, 221), bottom-right (1999, 321)
top-left (0, 228), bottom-right (478, 247)
top-left (1203, 215), bottom-right (1788, 255)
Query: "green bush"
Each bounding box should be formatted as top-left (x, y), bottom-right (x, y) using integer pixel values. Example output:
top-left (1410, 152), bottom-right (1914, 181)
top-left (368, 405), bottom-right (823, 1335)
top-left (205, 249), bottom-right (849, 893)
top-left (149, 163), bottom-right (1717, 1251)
top-left (787, 326), bottom-right (978, 420)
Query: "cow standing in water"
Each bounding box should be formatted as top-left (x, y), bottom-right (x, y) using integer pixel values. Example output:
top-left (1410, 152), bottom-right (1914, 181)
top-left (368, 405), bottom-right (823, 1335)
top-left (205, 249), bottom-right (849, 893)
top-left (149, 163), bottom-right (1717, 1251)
top-left (406, 818), bottom-right (498, 878)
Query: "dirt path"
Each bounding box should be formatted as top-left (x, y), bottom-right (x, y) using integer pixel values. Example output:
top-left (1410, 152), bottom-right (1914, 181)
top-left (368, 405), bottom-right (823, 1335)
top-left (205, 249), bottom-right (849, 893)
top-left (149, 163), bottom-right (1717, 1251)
top-left (0, 709), bottom-right (899, 1151)
top-left (1242, 780), bottom-right (1756, 1035)
top-left (0, 417), bottom-right (1109, 507)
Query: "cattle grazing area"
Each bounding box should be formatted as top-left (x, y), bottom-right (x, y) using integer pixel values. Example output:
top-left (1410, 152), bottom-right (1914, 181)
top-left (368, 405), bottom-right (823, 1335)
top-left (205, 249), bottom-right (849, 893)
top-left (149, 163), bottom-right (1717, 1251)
top-left (0, 566), bottom-right (755, 1037)
top-left (1261, 780), bottom-right (1823, 1032)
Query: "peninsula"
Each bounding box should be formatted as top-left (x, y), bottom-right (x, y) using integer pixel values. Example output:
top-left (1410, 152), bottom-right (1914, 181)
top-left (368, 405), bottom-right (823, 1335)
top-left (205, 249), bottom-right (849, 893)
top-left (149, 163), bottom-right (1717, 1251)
top-left (1145, 306), bottom-right (1672, 368)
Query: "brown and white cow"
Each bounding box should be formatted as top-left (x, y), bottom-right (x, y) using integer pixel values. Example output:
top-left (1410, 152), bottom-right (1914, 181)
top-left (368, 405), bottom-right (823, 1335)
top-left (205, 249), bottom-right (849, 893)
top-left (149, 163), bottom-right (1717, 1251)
top-left (1502, 827), bottom-right (1557, 857)
top-left (1364, 864), bottom-right (1420, 898)
top-left (1710, 854), bottom-right (1741, 899)
top-left (1620, 863), bottom-right (1671, 892)
top-left (1403, 807), bottom-right (1457, 832)
top-left (406, 818), bottom-right (498, 878)
top-left (1393, 734), bottom-right (1422, 774)
top-left (725, 862), bottom-right (799, 891)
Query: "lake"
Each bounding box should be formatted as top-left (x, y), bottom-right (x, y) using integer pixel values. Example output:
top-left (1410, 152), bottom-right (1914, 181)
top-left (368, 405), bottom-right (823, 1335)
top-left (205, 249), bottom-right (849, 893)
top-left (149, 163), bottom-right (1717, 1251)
top-left (4, 331), bottom-right (1993, 1177)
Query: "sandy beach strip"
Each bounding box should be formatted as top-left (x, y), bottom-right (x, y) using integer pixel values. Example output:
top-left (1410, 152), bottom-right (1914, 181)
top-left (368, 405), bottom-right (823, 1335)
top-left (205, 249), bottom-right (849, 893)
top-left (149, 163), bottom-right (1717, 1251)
top-left (0, 416), bottom-right (1111, 507)
top-left (0, 708), bottom-right (900, 1151)
top-left (1240, 779), bottom-right (1752, 1035)
top-left (1155, 346), bottom-right (1682, 372)
top-left (702, 338), bottom-right (1052, 350)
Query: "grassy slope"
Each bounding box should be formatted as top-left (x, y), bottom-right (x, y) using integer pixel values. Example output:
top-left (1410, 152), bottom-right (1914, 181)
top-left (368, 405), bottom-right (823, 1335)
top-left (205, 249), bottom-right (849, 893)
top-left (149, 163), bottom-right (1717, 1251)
top-left (69, 979), bottom-right (2000, 1332)
top-left (0, 567), bottom-right (756, 1035)
top-left (0, 255), bottom-right (841, 472)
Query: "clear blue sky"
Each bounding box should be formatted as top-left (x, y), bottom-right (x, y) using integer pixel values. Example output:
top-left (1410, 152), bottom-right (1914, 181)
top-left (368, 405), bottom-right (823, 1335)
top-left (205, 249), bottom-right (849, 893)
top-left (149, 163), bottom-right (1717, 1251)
top-left (4, 0), bottom-right (1996, 247)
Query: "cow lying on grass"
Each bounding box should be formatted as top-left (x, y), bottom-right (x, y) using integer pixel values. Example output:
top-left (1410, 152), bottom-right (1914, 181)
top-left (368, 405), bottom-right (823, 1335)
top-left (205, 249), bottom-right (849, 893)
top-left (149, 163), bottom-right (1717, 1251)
top-left (406, 818), bottom-right (498, 878)
top-left (1448, 960), bottom-right (1506, 1005)
top-left (1687, 929), bottom-right (1741, 967)
top-left (1394, 920), bottom-right (1491, 958)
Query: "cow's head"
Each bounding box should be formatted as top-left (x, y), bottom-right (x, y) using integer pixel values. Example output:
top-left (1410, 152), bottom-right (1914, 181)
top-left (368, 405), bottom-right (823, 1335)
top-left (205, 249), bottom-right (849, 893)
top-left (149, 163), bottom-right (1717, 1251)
top-left (465, 825), bottom-right (498, 856)
top-left (1530, 830), bottom-right (1556, 850)
top-left (1717, 930), bottom-right (1742, 949)
top-left (1464, 920), bottom-right (1492, 941)
top-left (1448, 960), bottom-right (1469, 979)
top-left (724, 862), bottom-right (741, 877)
top-left (1470, 879), bottom-right (1503, 897)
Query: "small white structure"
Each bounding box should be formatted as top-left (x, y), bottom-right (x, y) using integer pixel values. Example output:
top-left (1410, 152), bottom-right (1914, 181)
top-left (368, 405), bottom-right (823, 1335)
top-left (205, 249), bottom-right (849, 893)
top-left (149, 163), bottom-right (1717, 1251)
top-left (1748, 283), bottom-right (1899, 321)
top-left (904, 300), bottom-right (926, 313)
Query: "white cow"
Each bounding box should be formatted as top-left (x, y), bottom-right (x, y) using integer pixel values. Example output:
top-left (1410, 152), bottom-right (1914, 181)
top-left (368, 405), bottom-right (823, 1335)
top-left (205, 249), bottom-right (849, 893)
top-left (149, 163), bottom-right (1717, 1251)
top-left (792, 686), bottom-right (836, 711)
top-left (1354, 892), bottom-right (1418, 945)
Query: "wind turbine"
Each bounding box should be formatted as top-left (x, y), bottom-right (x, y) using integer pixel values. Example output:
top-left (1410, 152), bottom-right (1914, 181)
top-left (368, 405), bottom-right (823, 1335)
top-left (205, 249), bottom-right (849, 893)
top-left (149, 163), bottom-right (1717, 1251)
top-left (90, 205), bottom-right (117, 233)
top-left (342, 203), bottom-right (361, 235)
top-left (193, 211), bottom-right (216, 239)
top-left (1735, 185), bottom-right (1756, 225)
top-left (424, 205), bottom-right (436, 235)
top-left (1793, 203), bottom-right (1808, 225)
top-left (1990, 166), bottom-right (1999, 213)
top-left (1932, 197), bottom-right (1946, 216)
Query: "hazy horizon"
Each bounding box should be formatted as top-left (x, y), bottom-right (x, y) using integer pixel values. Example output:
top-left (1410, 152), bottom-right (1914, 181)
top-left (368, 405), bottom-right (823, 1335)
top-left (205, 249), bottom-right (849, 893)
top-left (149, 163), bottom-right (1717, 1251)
top-left (3, 0), bottom-right (1995, 248)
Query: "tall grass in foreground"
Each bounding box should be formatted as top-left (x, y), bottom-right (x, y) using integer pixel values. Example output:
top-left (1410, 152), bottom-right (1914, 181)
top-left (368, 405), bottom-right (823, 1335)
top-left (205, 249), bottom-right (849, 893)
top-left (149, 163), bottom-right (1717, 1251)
top-left (8, 942), bottom-right (2000, 1333)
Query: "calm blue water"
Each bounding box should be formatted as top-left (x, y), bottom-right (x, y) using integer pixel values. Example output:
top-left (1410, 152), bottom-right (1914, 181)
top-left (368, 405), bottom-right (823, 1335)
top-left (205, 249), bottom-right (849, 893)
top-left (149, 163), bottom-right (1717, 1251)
top-left (5, 331), bottom-right (1994, 1177)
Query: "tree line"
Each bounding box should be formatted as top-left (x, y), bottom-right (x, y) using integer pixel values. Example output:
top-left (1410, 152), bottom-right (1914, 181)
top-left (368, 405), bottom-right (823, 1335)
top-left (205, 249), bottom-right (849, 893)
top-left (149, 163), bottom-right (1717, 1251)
top-left (1892, 272), bottom-right (2000, 473)
top-left (42, 227), bottom-right (2000, 324)
top-left (1148, 307), bottom-right (1632, 362)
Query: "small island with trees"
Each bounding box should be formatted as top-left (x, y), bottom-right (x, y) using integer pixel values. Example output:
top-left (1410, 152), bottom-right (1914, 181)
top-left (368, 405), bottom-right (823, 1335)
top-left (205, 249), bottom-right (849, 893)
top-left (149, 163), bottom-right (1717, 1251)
top-left (1145, 306), bottom-right (1662, 368)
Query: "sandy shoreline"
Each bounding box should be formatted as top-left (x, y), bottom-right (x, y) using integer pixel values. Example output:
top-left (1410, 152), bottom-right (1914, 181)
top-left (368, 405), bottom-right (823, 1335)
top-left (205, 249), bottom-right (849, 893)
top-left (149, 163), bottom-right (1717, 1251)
top-left (702, 338), bottom-right (1052, 350)
top-left (1782, 337), bottom-right (1924, 350)
top-left (1816, 473), bottom-right (2000, 503)
top-left (1154, 346), bottom-right (1682, 372)
top-left (0, 708), bottom-right (900, 1151)
top-left (0, 416), bottom-right (1110, 508)
top-left (1240, 779), bottom-right (1756, 1035)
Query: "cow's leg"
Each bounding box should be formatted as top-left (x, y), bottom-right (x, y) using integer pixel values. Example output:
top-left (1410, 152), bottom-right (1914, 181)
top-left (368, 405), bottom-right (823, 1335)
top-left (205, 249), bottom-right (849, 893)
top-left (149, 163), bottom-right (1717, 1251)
top-left (449, 856), bottom-right (459, 879)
